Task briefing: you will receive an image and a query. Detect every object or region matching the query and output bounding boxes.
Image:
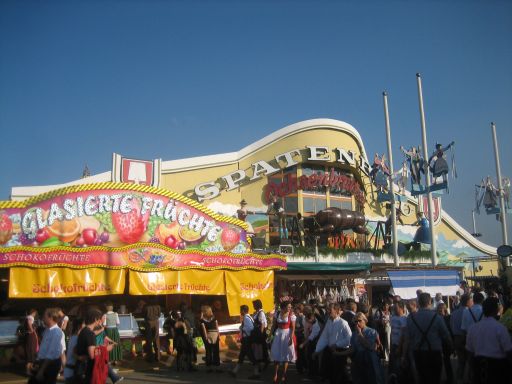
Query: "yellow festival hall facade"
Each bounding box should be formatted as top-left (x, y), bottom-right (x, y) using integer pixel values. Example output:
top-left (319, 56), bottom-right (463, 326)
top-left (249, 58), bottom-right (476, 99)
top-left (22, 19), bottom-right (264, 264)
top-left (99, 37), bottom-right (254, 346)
top-left (0, 118), bottom-right (500, 314)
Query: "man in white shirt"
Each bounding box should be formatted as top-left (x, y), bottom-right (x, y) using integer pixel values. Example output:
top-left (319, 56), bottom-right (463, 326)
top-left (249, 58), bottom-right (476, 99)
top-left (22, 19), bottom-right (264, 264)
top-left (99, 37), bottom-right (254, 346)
top-left (314, 303), bottom-right (352, 384)
top-left (252, 299), bottom-right (269, 368)
top-left (461, 292), bottom-right (484, 333)
top-left (29, 308), bottom-right (64, 384)
top-left (432, 293), bottom-right (446, 312)
top-left (466, 297), bottom-right (512, 383)
top-left (231, 305), bottom-right (258, 378)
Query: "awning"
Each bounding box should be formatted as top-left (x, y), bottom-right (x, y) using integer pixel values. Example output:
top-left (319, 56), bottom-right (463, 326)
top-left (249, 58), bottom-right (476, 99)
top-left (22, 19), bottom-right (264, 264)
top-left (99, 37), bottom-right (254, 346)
top-left (284, 262), bottom-right (370, 272)
top-left (387, 269), bottom-right (461, 299)
top-left (9, 267), bottom-right (126, 298)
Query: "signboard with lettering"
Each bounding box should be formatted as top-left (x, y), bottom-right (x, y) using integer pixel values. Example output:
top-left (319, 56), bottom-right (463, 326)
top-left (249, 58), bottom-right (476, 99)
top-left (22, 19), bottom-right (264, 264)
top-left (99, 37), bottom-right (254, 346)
top-left (0, 183), bottom-right (286, 271)
top-left (9, 267), bottom-right (126, 298)
top-left (194, 146), bottom-right (369, 201)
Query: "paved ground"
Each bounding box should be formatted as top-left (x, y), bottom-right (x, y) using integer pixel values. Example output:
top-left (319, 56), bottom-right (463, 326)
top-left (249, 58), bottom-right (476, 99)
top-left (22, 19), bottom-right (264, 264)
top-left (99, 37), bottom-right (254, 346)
top-left (115, 362), bottom-right (305, 384)
top-left (0, 354), bottom-right (307, 384)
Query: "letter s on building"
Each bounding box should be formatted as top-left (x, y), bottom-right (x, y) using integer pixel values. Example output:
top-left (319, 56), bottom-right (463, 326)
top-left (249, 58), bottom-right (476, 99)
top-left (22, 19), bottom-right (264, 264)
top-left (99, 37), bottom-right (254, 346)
top-left (195, 182), bottom-right (220, 202)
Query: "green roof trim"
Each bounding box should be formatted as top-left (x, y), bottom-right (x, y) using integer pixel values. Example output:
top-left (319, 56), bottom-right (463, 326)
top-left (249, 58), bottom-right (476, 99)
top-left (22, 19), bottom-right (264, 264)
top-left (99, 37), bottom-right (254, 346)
top-left (285, 263), bottom-right (370, 272)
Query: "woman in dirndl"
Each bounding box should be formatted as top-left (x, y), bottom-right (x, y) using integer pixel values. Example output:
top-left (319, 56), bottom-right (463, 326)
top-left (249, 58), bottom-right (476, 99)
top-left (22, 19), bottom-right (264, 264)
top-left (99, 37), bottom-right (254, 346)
top-left (270, 301), bottom-right (296, 383)
top-left (104, 303), bottom-right (123, 364)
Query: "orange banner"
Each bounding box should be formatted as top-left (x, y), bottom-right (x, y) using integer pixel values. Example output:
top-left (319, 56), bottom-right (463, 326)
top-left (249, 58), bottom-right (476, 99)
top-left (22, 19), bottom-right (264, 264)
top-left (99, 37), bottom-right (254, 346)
top-left (9, 267), bottom-right (126, 298)
top-left (225, 270), bottom-right (274, 316)
top-left (129, 269), bottom-right (225, 295)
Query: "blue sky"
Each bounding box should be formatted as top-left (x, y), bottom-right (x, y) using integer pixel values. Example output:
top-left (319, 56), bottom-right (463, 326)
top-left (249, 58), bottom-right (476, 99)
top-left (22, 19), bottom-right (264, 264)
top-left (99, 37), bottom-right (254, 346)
top-left (1, 0), bottom-right (511, 247)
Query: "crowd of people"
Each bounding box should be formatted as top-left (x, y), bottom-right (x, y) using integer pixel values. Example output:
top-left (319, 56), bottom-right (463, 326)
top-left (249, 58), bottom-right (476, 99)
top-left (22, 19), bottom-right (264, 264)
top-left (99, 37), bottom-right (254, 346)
top-left (15, 282), bottom-right (512, 384)
top-left (19, 303), bottom-right (125, 384)
top-left (258, 285), bottom-right (512, 384)
top-left (225, 283), bottom-right (512, 384)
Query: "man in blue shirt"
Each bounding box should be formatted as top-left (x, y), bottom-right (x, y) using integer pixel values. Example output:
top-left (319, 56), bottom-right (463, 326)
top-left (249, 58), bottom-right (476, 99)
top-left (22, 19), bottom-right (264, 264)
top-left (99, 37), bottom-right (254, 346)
top-left (461, 292), bottom-right (484, 333)
top-left (29, 308), bottom-right (64, 384)
top-left (466, 297), bottom-right (512, 384)
top-left (406, 292), bottom-right (452, 384)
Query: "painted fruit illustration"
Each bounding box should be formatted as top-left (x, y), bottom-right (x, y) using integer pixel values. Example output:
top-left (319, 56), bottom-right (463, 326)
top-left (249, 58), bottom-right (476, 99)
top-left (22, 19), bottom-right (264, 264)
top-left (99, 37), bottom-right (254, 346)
top-left (47, 218), bottom-right (81, 243)
top-left (35, 228), bottom-right (50, 244)
top-left (220, 227), bottom-right (241, 251)
top-left (41, 237), bottom-right (61, 247)
top-left (82, 228), bottom-right (98, 246)
top-left (111, 198), bottom-right (149, 244)
top-left (155, 222), bottom-right (182, 243)
top-left (164, 235), bottom-right (178, 249)
top-left (179, 225), bottom-right (204, 244)
top-left (0, 214), bottom-right (13, 244)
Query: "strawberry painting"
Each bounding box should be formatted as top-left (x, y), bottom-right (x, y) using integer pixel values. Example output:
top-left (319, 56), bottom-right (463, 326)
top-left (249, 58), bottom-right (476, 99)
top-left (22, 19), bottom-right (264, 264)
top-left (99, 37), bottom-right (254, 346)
top-left (0, 213), bottom-right (13, 245)
top-left (220, 227), bottom-right (241, 251)
top-left (111, 197), bottom-right (149, 244)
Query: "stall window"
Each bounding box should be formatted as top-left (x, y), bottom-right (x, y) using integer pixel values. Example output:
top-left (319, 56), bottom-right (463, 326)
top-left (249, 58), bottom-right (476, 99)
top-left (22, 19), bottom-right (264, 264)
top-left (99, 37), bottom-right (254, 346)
top-left (303, 197), bottom-right (327, 214)
top-left (330, 198), bottom-right (352, 210)
top-left (284, 197), bottom-right (298, 213)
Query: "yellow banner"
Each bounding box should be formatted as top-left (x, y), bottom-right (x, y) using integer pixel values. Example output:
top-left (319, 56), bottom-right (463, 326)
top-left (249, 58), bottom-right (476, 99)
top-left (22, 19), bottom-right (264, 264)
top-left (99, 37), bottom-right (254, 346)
top-left (225, 270), bottom-right (274, 316)
top-left (129, 269), bottom-right (225, 295)
top-left (9, 267), bottom-right (126, 298)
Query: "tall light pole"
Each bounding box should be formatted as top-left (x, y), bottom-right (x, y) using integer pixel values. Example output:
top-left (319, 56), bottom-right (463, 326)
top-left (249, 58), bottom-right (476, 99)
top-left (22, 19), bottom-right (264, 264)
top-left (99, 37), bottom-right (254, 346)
top-left (383, 91), bottom-right (399, 267)
top-left (416, 73), bottom-right (437, 267)
top-left (471, 210), bottom-right (481, 238)
top-left (491, 122), bottom-right (509, 267)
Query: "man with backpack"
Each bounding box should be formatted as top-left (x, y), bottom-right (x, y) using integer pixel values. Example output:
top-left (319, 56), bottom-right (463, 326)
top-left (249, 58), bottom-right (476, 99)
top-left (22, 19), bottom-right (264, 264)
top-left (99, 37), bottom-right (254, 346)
top-left (406, 292), bottom-right (452, 384)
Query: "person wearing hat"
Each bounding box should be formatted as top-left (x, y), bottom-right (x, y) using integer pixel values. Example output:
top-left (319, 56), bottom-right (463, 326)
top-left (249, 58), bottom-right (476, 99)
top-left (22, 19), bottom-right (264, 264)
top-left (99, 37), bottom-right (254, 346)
top-left (237, 199), bottom-right (249, 221)
top-left (237, 199), bottom-right (255, 234)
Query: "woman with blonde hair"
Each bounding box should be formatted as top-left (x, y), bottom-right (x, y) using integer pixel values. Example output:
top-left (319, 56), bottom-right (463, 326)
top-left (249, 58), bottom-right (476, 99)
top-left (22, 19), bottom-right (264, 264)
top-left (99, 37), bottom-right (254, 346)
top-left (200, 305), bottom-right (221, 372)
top-left (351, 312), bottom-right (384, 384)
top-left (104, 302), bottom-right (122, 365)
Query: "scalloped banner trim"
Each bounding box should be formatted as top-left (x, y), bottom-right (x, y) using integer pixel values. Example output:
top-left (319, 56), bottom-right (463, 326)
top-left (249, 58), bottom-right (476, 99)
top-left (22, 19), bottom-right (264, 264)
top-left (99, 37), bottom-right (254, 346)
top-left (0, 243), bottom-right (286, 271)
top-left (0, 181), bottom-right (249, 231)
